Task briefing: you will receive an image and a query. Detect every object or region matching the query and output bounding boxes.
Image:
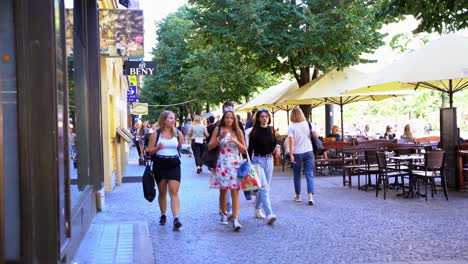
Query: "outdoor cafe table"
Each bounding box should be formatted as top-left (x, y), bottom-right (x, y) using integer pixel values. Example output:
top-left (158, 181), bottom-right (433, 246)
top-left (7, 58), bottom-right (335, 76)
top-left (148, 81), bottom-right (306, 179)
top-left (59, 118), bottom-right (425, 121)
top-left (388, 154), bottom-right (425, 198)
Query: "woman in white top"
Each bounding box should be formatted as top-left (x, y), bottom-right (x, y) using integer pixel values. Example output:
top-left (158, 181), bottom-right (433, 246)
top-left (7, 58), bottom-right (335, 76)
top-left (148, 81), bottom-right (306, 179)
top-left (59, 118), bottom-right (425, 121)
top-left (288, 107), bottom-right (315, 205)
top-left (148, 110), bottom-right (184, 230)
top-left (187, 115), bottom-right (209, 174)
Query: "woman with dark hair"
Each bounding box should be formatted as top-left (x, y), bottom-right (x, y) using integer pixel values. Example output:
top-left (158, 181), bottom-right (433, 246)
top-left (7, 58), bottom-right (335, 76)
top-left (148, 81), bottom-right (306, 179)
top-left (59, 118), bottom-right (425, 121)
top-left (207, 110), bottom-right (247, 231)
top-left (248, 109), bottom-right (279, 225)
top-left (147, 111), bottom-right (184, 230)
top-left (384, 125), bottom-right (396, 140)
top-left (206, 116), bottom-right (216, 143)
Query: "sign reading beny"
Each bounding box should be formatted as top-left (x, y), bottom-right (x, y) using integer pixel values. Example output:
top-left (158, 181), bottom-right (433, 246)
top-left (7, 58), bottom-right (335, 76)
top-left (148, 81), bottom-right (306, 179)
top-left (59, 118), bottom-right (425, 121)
top-left (123, 61), bottom-right (157, 76)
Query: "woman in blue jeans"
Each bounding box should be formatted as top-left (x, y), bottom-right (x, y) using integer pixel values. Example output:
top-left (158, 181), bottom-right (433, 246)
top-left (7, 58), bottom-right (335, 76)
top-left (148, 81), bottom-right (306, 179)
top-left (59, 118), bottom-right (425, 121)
top-left (248, 109), bottom-right (280, 225)
top-left (288, 107), bottom-right (315, 205)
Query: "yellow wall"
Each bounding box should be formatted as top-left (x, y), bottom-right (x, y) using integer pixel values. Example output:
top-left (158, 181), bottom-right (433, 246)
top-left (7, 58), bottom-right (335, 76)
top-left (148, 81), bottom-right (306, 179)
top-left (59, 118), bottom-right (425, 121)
top-left (100, 58), bottom-right (128, 191)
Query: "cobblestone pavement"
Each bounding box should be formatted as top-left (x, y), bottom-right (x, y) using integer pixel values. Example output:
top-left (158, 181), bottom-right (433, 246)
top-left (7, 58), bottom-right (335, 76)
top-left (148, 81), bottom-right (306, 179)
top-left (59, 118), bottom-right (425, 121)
top-left (92, 153), bottom-right (468, 264)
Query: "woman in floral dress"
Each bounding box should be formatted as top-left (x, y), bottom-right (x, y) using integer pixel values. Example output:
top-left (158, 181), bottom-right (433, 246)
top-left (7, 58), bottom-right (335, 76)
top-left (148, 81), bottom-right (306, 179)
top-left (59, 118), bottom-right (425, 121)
top-left (207, 110), bottom-right (246, 231)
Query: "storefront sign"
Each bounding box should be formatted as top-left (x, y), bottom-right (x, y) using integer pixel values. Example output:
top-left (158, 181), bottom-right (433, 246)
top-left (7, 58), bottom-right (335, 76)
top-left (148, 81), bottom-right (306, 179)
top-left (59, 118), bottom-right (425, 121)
top-left (127, 86), bottom-right (137, 103)
top-left (123, 61), bottom-right (157, 75)
top-left (132, 102), bottom-right (148, 115)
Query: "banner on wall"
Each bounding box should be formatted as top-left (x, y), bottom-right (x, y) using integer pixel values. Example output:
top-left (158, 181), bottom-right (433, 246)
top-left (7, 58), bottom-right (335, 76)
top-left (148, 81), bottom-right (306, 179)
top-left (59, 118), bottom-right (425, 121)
top-left (65, 9), bottom-right (144, 57)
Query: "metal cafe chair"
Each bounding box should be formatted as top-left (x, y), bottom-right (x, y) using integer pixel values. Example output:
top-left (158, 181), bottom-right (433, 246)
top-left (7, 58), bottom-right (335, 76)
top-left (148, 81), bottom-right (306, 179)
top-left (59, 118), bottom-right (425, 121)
top-left (412, 150), bottom-right (448, 202)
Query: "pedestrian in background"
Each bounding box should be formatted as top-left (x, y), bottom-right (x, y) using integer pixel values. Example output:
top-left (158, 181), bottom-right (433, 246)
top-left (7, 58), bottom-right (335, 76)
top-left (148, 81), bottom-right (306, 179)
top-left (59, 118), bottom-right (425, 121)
top-left (206, 116), bottom-right (216, 143)
top-left (69, 126), bottom-right (76, 160)
top-left (402, 124), bottom-right (414, 142)
top-left (187, 115), bottom-right (209, 174)
top-left (138, 121), bottom-right (149, 164)
top-left (132, 122), bottom-right (141, 156)
top-left (245, 108), bottom-right (258, 130)
top-left (288, 107), bottom-right (315, 205)
top-left (208, 109), bottom-right (247, 231)
top-left (248, 108), bottom-right (279, 225)
top-left (384, 125), bottom-right (396, 140)
top-left (147, 111), bottom-right (184, 230)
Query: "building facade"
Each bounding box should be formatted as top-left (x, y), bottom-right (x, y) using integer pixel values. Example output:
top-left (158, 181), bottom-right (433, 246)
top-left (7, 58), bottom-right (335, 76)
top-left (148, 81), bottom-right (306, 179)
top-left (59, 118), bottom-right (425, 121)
top-left (0, 0), bottom-right (130, 262)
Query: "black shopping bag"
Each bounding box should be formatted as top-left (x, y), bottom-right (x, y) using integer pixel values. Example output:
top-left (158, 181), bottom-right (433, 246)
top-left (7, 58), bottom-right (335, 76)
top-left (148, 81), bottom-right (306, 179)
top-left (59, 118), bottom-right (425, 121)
top-left (202, 146), bottom-right (219, 169)
top-left (142, 164), bottom-right (156, 202)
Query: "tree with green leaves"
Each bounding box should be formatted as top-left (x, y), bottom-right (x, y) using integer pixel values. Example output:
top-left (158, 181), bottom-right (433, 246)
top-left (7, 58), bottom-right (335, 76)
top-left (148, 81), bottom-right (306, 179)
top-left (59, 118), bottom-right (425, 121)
top-left (379, 0), bottom-right (468, 33)
top-left (190, 0), bottom-right (386, 117)
top-left (141, 6), bottom-right (276, 122)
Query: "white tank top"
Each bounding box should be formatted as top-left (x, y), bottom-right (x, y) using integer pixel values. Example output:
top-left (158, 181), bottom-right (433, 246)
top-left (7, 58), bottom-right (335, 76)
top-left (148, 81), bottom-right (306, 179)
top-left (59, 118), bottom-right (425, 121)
top-left (156, 136), bottom-right (179, 156)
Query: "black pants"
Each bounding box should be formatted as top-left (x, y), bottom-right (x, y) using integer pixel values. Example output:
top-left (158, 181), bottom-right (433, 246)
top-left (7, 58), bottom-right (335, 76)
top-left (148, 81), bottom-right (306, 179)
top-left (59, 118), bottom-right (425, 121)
top-left (135, 140), bottom-right (141, 157)
top-left (191, 139), bottom-right (206, 167)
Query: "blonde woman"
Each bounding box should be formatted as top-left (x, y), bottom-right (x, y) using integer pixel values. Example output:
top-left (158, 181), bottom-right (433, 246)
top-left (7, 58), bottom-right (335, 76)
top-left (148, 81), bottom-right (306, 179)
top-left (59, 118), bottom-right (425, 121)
top-left (148, 111), bottom-right (184, 230)
top-left (402, 124), bottom-right (414, 141)
top-left (188, 115), bottom-right (209, 173)
top-left (208, 110), bottom-right (247, 231)
top-left (288, 107), bottom-right (315, 205)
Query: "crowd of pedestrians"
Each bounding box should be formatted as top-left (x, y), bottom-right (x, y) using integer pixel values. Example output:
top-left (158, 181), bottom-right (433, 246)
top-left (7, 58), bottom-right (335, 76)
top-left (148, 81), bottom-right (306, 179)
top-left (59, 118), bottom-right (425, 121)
top-left (133, 102), bottom-right (318, 232)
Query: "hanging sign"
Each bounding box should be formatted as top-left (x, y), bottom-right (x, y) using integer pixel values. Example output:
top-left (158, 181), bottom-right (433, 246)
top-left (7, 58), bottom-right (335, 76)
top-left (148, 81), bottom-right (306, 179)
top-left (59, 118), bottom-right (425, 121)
top-left (132, 102), bottom-right (148, 115)
top-left (127, 86), bottom-right (137, 103)
top-left (129, 75), bottom-right (138, 86)
top-left (123, 61), bottom-right (157, 75)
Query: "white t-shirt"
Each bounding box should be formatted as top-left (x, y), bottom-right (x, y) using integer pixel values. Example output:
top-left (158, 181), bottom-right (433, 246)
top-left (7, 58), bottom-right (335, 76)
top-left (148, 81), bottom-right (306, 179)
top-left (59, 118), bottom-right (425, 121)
top-left (288, 120), bottom-right (313, 154)
top-left (244, 127), bottom-right (253, 148)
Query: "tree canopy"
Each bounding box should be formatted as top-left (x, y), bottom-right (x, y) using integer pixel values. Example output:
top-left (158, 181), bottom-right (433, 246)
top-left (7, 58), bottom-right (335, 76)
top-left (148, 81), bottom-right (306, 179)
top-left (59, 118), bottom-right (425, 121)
top-left (189, 0), bottom-right (386, 117)
top-left (379, 0), bottom-right (468, 33)
top-left (141, 6), bottom-right (276, 122)
top-left (190, 0), bottom-right (386, 84)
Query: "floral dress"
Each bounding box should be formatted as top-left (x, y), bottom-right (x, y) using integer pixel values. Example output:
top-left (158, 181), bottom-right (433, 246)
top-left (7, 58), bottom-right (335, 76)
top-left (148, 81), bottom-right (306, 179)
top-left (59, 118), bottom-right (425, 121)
top-left (213, 137), bottom-right (241, 189)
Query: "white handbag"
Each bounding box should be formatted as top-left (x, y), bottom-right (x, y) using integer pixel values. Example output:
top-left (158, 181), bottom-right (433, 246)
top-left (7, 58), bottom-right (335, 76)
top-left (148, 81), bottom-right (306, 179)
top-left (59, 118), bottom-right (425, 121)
top-left (238, 152), bottom-right (261, 191)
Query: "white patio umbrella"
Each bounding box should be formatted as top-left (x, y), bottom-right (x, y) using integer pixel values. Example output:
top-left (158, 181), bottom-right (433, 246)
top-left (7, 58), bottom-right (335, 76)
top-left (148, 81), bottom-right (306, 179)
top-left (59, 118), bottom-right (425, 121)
top-left (238, 79), bottom-right (303, 128)
top-left (277, 68), bottom-right (415, 139)
top-left (344, 35), bottom-right (468, 107)
top-left (238, 79), bottom-right (299, 113)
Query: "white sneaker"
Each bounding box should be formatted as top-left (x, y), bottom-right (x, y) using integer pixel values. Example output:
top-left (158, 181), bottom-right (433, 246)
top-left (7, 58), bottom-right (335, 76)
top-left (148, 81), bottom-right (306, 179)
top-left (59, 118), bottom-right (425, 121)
top-left (227, 211), bottom-right (234, 220)
top-left (294, 195), bottom-right (301, 202)
top-left (267, 214), bottom-right (277, 225)
top-left (308, 193), bottom-right (315, 206)
top-left (220, 214), bottom-right (228, 225)
top-left (255, 209), bottom-right (266, 219)
top-left (233, 219), bottom-right (242, 231)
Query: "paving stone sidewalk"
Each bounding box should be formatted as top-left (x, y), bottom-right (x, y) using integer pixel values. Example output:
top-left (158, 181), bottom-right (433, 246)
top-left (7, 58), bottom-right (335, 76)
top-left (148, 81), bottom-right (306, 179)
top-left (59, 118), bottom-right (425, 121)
top-left (73, 151), bottom-right (468, 264)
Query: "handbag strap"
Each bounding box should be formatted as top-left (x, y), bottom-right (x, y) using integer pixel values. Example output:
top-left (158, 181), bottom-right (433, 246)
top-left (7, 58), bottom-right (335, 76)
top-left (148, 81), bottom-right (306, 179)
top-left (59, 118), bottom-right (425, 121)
top-left (245, 150), bottom-right (253, 166)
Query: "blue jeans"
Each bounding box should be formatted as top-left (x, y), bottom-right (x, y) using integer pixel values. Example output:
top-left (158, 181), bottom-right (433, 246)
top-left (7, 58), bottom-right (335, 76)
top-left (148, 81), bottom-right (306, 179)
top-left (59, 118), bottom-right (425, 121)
top-left (252, 156), bottom-right (274, 216)
top-left (292, 151), bottom-right (315, 195)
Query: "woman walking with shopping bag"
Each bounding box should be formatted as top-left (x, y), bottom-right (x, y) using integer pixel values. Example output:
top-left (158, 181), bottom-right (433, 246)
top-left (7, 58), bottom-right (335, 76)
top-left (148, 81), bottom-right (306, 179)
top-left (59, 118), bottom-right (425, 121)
top-left (207, 109), bottom-right (247, 231)
top-left (247, 109), bottom-right (279, 225)
top-left (147, 111), bottom-right (184, 230)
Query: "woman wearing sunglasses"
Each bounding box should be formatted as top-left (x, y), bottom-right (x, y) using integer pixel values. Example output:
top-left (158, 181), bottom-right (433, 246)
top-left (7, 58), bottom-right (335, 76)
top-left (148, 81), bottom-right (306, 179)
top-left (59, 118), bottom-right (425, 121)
top-left (247, 108), bottom-right (279, 225)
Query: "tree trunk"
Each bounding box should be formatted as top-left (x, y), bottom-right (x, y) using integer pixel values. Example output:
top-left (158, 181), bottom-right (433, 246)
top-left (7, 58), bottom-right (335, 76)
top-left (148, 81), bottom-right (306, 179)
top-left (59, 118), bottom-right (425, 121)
top-left (298, 67), bottom-right (319, 120)
top-left (206, 102), bottom-right (210, 113)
